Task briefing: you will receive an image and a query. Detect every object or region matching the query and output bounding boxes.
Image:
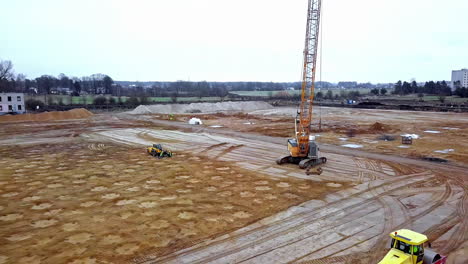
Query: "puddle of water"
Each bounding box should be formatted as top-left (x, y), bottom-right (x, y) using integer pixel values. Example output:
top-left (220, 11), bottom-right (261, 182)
top-left (342, 144), bottom-right (363, 149)
top-left (434, 149), bottom-right (454, 154)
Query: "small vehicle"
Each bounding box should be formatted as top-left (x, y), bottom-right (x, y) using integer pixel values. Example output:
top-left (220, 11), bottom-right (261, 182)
top-left (379, 229), bottom-right (447, 264)
top-left (147, 144), bottom-right (173, 159)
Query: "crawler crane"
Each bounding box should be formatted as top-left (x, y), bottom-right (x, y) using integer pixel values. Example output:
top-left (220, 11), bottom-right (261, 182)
top-left (277, 0), bottom-right (327, 173)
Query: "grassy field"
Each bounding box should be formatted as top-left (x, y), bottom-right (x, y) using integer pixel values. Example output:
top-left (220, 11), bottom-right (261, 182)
top-left (230, 88), bottom-right (373, 97)
top-left (383, 95), bottom-right (468, 103)
top-left (25, 93), bottom-right (467, 105)
top-left (25, 95), bottom-right (224, 105)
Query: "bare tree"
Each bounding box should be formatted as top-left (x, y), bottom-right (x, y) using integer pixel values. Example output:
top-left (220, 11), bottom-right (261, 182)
top-left (0, 60), bottom-right (14, 81)
top-left (16, 73), bottom-right (26, 92)
top-left (0, 60), bottom-right (15, 92)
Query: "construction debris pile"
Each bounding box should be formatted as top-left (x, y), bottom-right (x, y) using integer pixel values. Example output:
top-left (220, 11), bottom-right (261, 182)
top-left (128, 101), bottom-right (274, 115)
top-left (0, 108), bottom-right (93, 123)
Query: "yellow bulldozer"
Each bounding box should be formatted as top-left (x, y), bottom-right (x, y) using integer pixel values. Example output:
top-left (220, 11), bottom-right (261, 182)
top-left (379, 229), bottom-right (447, 264)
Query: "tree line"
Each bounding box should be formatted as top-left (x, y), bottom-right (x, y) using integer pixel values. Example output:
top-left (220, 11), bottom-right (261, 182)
top-left (0, 60), bottom-right (115, 96)
top-left (3, 58), bottom-right (467, 99)
top-left (393, 80), bottom-right (453, 96)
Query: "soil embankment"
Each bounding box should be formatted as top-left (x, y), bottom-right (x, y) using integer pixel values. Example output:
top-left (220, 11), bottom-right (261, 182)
top-left (0, 108), bottom-right (93, 123)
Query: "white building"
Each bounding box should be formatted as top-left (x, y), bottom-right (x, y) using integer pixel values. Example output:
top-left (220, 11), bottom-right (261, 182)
top-left (451, 69), bottom-right (468, 90)
top-left (0, 93), bottom-right (26, 115)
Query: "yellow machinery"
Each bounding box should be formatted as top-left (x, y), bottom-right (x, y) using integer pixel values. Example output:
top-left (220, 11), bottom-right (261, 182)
top-left (276, 0), bottom-right (327, 172)
top-left (379, 229), bottom-right (447, 264)
top-left (147, 144), bottom-right (173, 159)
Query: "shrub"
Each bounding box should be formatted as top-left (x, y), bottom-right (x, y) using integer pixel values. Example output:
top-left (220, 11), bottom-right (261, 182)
top-left (127, 97), bottom-right (140, 106)
top-left (93, 96), bottom-right (107, 105)
top-left (25, 99), bottom-right (45, 110)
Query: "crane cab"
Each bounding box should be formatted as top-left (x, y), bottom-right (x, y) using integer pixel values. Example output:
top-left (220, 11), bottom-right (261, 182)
top-left (379, 229), bottom-right (447, 264)
top-left (287, 139), bottom-right (300, 157)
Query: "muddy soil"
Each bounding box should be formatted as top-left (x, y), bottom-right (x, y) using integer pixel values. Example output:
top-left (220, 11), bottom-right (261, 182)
top-left (0, 119), bottom-right (345, 263)
top-left (164, 107), bottom-right (468, 166)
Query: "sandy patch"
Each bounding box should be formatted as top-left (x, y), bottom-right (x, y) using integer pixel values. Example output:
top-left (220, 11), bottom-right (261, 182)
top-left (115, 243), bottom-right (140, 255)
top-left (240, 191), bottom-right (255, 198)
top-left (80, 201), bottom-right (97, 207)
top-left (69, 257), bottom-right (97, 264)
top-left (0, 214), bottom-right (23, 221)
top-left (31, 219), bottom-right (58, 228)
top-left (283, 193), bottom-right (300, 199)
top-left (255, 186), bottom-right (272, 191)
top-left (115, 199), bottom-right (136, 206)
top-left (100, 235), bottom-right (124, 245)
top-left (161, 195), bottom-right (177, 200)
top-left (1, 192), bottom-right (19, 198)
top-left (138, 201), bottom-right (158, 208)
top-left (91, 186), bottom-right (107, 192)
top-left (178, 211), bottom-right (195, 220)
top-left (0, 256), bottom-right (8, 264)
top-left (254, 180), bottom-right (269, 185)
top-left (6, 234), bottom-right (32, 241)
top-left (146, 180), bottom-right (161, 184)
top-left (114, 181), bottom-right (130, 186)
top-left (126, 187), bottom-right (140, 192)
top-left (233, 211), bottom-right (252, 219)
top-left (150, 220), bottom-right (170, 229)
top-left (22, 196), bottom-right (41, 202)
top-left (66, 233), bottom-right (93, 244)
top-left (62, 222), bottom-right (80, 231)
top-left (276, 182), bottom-right (291, 188)
top-left (18, 256), bottom-right (41, 264)
top-left (26, 181), bottom-right (42, 186)
top-left (206, 186), bottom-right (217, 192)
top-left (102, 193), bottom-right (120, 199)
top-left (327, 182), bottom-right (343, 187)
top-left (31, 203), bottom-right (52, 210)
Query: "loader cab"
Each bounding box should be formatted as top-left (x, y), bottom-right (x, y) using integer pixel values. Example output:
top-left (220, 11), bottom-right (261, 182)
top-left (379, 229), bottom-right (428, 264)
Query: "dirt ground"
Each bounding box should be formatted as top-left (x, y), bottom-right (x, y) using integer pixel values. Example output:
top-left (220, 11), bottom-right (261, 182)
top-left (0, 116), bottom-right (344, 264)
top-left (0, 107), bottom-right (467, 264)
top-left (167, 107), bottom-right (468, 166)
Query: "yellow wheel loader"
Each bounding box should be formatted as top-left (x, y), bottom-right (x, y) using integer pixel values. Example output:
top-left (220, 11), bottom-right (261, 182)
top-left (379, 229), bottom-right (447, 264)
top-left (147, 144), bottom-right (173, 159)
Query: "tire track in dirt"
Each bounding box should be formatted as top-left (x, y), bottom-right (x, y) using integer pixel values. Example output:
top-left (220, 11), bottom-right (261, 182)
top-left (216, 145), bottom-right (245, 159)
top-left (368, 182), bottom-right (399, 263)
top-left (282, 223), bottom-right (379, 264)
top-left (295, 238), bottom-right (379, 264)
top-left (440, 190), bottom-right (467, 254)
top-left (307, 176), bottom-right (455, 263)
top-left (140, 172), bottom-right (434, 264)
top-left (370, 180), bottom-right (454, 262)
top-left (200, 142), bottom-right (229, 152)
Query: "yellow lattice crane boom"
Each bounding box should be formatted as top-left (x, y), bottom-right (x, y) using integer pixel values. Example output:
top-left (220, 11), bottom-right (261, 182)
top-left (277, 0), bottom-right (327, 172)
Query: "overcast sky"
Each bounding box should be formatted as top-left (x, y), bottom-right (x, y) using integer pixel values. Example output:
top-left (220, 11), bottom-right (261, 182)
top-left (1, 0), bottom-right (467, 83)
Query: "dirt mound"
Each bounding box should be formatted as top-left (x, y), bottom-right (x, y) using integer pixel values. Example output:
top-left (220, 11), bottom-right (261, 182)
top-left (0, 108), bottom-right (93, 123)
top-left (128, 101), bottom-right (274, 115)
top-left (369, 122), bottom-right (390, 132)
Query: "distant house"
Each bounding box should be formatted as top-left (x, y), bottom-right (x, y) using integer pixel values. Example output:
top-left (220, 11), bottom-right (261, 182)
top-left (51, 87), bottom-right (72, 95)
top-left (0, 93), bottom-right (26, 115)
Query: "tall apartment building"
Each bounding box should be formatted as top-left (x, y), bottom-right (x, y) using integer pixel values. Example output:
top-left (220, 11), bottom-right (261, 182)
top-left (451, 69), bottom-right (468, 90)
top-left (0, 93), bottom-right (26, 115)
